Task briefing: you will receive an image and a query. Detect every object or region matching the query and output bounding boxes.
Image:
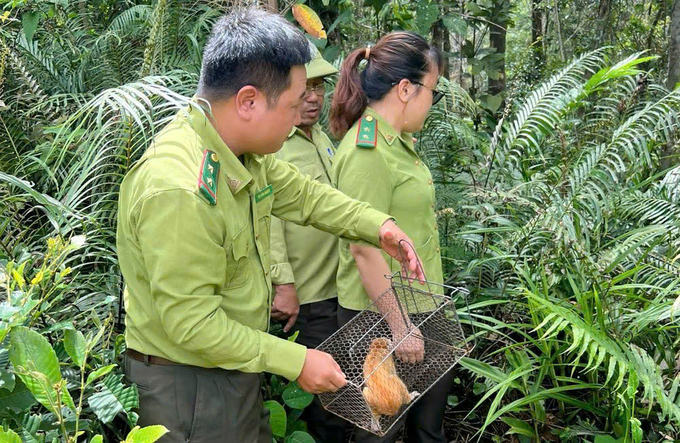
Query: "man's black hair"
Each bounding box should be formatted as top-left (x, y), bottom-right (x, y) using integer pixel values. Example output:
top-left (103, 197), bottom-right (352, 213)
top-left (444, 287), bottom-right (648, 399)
top-left (198, 8), bottom-right (313, 106)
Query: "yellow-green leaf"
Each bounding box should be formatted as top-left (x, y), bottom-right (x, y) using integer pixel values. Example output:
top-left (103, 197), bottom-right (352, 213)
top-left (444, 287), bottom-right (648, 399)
top-left (292, 5), bottom-right (327, 39)
top-left (124, 425), bottom-right (169, 443)
top-left (0, 427), bottom-right (22, 443)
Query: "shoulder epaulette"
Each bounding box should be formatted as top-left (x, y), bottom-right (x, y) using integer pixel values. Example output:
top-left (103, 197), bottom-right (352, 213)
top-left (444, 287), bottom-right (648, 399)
top-left (197, 150), bottom-right (220, 205)
top-left (355, 115), bottom-right (377, 149)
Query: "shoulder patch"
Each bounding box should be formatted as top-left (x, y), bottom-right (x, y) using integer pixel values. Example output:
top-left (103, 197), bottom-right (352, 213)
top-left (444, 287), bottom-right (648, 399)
top-left (197, 150), bottom-right (220, 205)
top-left (355, 115), bottom-right (377, 149)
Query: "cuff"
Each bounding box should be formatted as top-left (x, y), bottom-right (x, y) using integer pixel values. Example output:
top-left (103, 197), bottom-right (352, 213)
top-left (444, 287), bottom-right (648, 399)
top-left (357, 207), bottom-right (392, 247)
top-left (260, 332), bottom-right (307, 380)
top-left (270, 263), bottom-right (295, 285)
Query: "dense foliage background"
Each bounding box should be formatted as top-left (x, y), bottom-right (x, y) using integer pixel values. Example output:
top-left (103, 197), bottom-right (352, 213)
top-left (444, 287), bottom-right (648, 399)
top-left (1, 0), bottom-right (679, 442)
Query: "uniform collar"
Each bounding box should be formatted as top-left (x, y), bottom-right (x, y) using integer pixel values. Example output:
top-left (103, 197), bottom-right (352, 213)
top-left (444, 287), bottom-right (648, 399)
top-left (186, 99), bottom-right (254, 195)
top-left (288, 123), bottom-right (322, 143)
top-left (363, 107), bottom-right (415, 152)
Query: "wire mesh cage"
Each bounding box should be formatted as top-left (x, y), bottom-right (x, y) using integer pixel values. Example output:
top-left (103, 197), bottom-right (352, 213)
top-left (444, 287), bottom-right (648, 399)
top-left (316, 272), bottom-right (474, 436)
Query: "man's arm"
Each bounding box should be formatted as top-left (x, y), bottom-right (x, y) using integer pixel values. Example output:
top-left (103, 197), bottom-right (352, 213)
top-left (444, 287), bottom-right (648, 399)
top-left (269, 216), bottom-right (299, 332)
top-left (135, 189), bottom-right (306, 380)
top-left (266, 155), bottom-right (424, 280)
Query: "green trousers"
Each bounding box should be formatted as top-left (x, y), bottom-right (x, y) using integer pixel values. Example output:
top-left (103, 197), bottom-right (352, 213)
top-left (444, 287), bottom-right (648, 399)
top-left (124, 354), bottom-right (272, 443)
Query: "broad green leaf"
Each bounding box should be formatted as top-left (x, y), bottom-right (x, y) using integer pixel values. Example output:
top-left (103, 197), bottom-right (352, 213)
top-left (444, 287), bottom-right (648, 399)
top-left (22, 12), bottom-right (40, 42)
top-left (282, 383), bottom-right (313, 409)
top-left (14, 413), bottom-right (42, 443)
top-left (124, 425), bottom-right (169, 443)
top-left (415, 2), bottom-right (439, 36)
top-left (264, 400), bottom-right (287, 437)
top-left (500, 417), bottom-right (535, 438)
top-left (0, 378), bottom-right (38, 412)
top-left (86, 364), bottom-right (116, 386)
top-left (64, 329), bottom-right (87, 367)
top-left (90, 436), bottom-right (103, 443)
top-left (285, 431), bottom-right (315, 443)
top-left (0, 368), bottom-right (15, 391)
top-left (473, 382), bottom-right (488, 395)
top-left (0, 428), bottom-right (22, 443)
top-left (442, 15), bottom-right (467, 35)
top-left (88, 374), bottom-right (139, 425)
top-left (9, 326), bottom-right (68, 412)
top-left (9, 327), bottom-right (60, 384)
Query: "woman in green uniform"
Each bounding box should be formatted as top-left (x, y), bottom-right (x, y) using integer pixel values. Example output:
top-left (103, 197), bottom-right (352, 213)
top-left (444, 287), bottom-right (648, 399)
top-left (329, 31), bottom-right (450, 443)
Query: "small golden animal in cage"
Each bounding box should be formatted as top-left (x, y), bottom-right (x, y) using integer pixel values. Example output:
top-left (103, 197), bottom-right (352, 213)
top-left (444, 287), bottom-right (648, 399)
top-left (362, 337), bottom-right (420, 430)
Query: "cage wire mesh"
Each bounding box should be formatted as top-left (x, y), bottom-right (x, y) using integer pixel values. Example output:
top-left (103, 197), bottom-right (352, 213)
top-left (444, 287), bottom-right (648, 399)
top-left (317, 271), bottom-right (474, 436)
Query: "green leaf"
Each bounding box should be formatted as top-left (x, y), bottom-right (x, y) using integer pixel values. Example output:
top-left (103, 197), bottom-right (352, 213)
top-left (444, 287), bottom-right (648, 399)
top-left (447, 395), bottom-right (459, 407)
top-left (14, 413), bottom-right (43, 443)
top-left (282, 383), bottom-right (313, 409)
top-left (88, 374), bottom-right (139, 425)
top-left (22, 11), bottom-right (40, 42)
top-left (124, 425), bottom-right (169, 443)
top-left (415, 2), bottom-right (439, 36)
top-left (326, 9), bottom-right (350, 35)
top-left (64, 329), bottom-right (87, 367)
top-left (287, 330), bottom-right (300, 342)
top-left (264, 400), bottom-right (287, 437)
top-left (90, 436), bottom-right (103, 443)
top-left (0, 378), bottom-right (38, 412)
top-left (285, 431), bottom-right (315, 443)
top-left (442, 15), bottom-right (467, 35)
top-left (500, 417), bottom-right (535, 438)
top-left (0, 427), bottom-right (22, 443)
top-left (0, 368), bottom-right (15, 391)
top-left (86, 364), bottom-right (116, 387)
top-left (9, 326), bottom-right (66, 412)
top-left (473, 382), bottom-right (488, 395)
top-left (466, 2), bottom-right (485, 16)
top-left (9, 327), bottom-right (61, 384)
top-left (364, 0), bottom-right (389, 14)
top-left (594, 436), bottom-right (625, 443)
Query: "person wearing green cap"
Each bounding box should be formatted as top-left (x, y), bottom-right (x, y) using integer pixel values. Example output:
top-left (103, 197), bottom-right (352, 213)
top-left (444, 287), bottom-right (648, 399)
top-left (269, 48), bottom-right (350, 443)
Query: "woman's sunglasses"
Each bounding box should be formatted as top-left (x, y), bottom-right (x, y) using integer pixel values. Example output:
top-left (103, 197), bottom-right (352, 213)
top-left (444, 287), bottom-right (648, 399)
top-left (391, 80), bottom-right (445, 105)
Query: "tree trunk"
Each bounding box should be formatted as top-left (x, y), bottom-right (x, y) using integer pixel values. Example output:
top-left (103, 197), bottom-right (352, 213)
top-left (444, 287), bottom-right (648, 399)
top-left (432, 20), bottom-right (451, 79)
top-left (489, 3), bottom-right (507, 96)
top-left (669, 0), bottom-right (680, 89)
top-left (531, 0), bottom-right (545, 77)
top-left (597, 0), bottom-right (612, 46)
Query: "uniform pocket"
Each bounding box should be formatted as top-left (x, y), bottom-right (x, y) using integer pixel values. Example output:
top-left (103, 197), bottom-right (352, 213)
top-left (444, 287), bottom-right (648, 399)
top-left (187, 374), bottom-right (225, 442)
top-left (416, 235), bottom-right (436, 264)
top-left (256, 195), bottom-right (273, 256)
top-left (225, 227), bottom-right (252, 288)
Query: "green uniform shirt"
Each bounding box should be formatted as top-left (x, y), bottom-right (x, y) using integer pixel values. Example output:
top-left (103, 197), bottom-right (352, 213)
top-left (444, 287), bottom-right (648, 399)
top-left (117, 103), bottom-right (390, 381)
top-left (331, 107), bottom-right (444, 311)
top-left (270, 124), bottom-right (339, 305)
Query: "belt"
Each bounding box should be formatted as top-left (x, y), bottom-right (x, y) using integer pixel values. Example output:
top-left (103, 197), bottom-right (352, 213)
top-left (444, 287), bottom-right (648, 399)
top-left (126, 348), bottom-right (178, 366)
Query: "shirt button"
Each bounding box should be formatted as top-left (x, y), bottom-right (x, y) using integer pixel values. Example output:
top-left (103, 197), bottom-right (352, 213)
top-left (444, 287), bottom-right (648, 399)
top-left (434, 224), bottom-right (438, 231)
top-left (415, 160), bottom-right (420, 166)
top-left (428, 179), bottom-right (433, 185)
top-left (431, 203), bottom-right (435, 209)
top-left (436, 247), bottom-right (441, 253)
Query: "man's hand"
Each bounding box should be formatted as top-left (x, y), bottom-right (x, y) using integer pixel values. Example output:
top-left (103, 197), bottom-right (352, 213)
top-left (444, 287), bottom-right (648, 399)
top-left (393, 324), bottom-right (425, 364)
top-left (378, 220), bottom-right (426, 281)
top-left (297, 349), bottom-right (347, 394)
top-left (271, 284), bottom-right (300, 332)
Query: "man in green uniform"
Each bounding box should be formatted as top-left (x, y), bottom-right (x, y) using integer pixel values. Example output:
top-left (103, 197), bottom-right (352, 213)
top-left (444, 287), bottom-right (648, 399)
top-left (117, 8), bottom-right (423, 443)
top-left (269, 50), bottom-right (349, 443)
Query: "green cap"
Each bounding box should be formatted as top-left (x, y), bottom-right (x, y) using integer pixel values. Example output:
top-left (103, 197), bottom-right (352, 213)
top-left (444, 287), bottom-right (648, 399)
top-left (306, 47), bottom-right (338, 80)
